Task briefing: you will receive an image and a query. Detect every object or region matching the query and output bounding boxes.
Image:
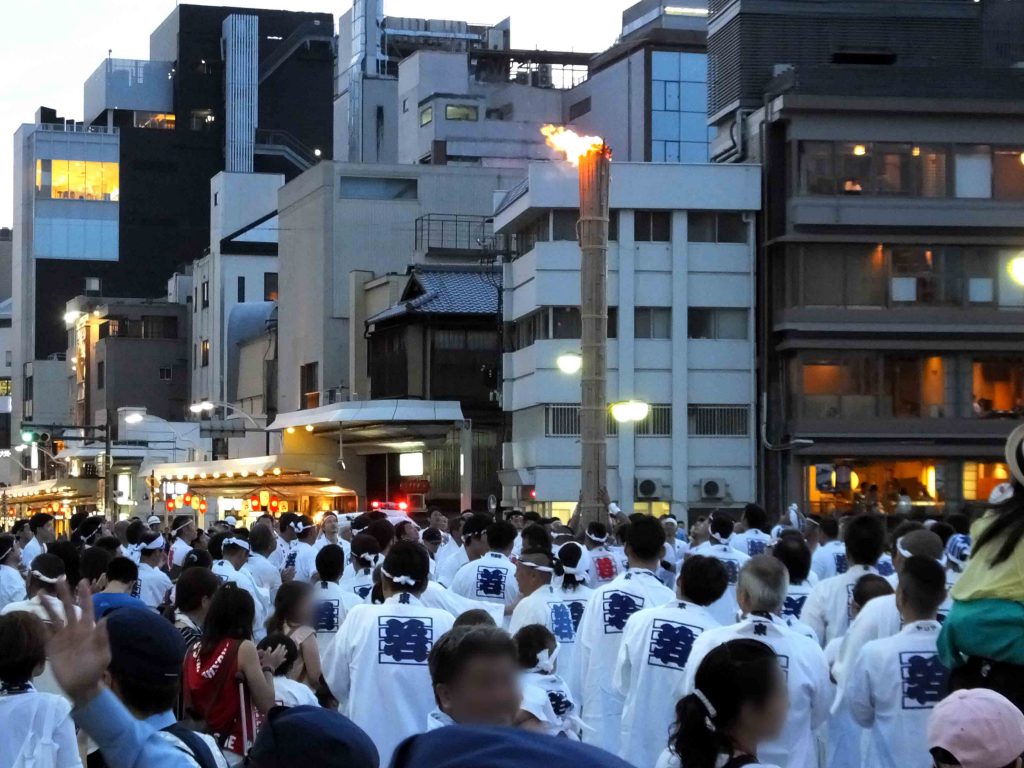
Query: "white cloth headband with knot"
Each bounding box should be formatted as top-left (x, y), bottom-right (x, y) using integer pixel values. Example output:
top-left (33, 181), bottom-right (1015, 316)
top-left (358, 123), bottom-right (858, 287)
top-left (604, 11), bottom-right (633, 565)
top-left (30, 570), bottom-right (65, 585)
top-left (172, 519), bottom-right (194, 534)
top-left (223, 537), bottom-right (250, 552)
top-left (356, 552), bottom-right (382, 568)
top-left (694, 688), bottom-right (717, 732)
top-left (519, 559), bottom-right (555, 574)
top-left (291, 521), bottom-right (314, 534)
top-left (381, 566), bottom-right (417, 586)
top-left (585, 531), bottom-right (608, 544)
top-left (896, 536), bottom-right (946, 567)
top-left (141, 535), bottom-right (166, 551)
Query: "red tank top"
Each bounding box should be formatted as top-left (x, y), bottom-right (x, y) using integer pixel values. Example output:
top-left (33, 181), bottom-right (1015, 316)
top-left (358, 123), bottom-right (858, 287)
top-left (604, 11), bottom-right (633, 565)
top-left (185, 639), bottom-right (258, 755)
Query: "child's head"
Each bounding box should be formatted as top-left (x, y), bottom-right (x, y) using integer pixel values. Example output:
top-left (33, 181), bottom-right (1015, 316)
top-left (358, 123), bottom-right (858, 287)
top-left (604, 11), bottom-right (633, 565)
top-left (258, 633), bottom-right (298, 677)
top-left (851, 574), bottom-right (894, 618)
top-left (452, 609), bottom-right (497, 630)
top-left (513, 624), bottom-right (557, 672)
top-left (0, 613), bottom-right (47, 686)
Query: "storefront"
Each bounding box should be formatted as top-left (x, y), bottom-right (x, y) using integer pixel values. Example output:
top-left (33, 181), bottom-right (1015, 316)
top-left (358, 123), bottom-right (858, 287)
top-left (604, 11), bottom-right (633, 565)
top-left (3, 477), bottom-right (102, 532)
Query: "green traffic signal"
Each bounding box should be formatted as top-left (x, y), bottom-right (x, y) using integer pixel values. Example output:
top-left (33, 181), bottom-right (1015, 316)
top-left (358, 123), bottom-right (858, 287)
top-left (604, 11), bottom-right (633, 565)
top-left (20, 430), bottom-right (34, 444)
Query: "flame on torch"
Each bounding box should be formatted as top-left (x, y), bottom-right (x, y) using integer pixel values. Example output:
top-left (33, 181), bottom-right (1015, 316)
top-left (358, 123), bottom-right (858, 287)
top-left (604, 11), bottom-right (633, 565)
top-left (541, 124), bottom-right (608, 166)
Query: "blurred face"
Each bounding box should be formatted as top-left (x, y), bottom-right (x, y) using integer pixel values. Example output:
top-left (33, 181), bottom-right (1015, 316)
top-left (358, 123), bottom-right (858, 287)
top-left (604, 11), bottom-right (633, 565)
top-left (3, 540), bottom-right (21, 566)
top-left (423, 538), bottom-right (441, 557)
top-left (515, 561), bottom-right (546, 596)
top-left (400, 524), bottom-right (420, 543)
top-left (509, 514), bottom-right (525, 532)
top-left (323, 516), bottom-right (340, 537)
top-left (690, 516), bottom-right (709, 544)
top-left (429, 510), bottom-right (448, 532)
top-left (741, 666), bottom-right (789, 745)
top-left (662, 519), bottom-right (678, 538)
top-left (295, 593), bottom-right (314, 625)
top-left (38, 521), bottom-right (56, 543)
top-left (436, 654), bottom-right (521, 727)
top-left (465, 534), bottom-right (489, 559)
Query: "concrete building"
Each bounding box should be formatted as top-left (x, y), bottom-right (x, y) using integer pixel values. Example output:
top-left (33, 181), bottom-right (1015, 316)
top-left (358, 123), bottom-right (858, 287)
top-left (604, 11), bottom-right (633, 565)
top-left (706, 0), bottom-right (1024, 515)
top-left (494, 161), bottom-right (761, 520)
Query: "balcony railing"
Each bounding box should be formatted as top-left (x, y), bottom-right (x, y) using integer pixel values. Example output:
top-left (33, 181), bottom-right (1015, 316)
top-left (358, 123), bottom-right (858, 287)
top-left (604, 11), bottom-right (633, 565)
top-left (415, 214), bottom-right (512, 255)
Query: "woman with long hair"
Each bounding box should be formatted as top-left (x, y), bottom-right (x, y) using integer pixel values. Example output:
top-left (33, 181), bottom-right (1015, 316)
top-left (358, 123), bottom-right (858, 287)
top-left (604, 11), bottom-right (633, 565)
top-left (658, 639), bottom-right (787, 768)
top-left (265, 580), bottom-right (322, 688)
top-left (182, 584), bottom-right (286, 764)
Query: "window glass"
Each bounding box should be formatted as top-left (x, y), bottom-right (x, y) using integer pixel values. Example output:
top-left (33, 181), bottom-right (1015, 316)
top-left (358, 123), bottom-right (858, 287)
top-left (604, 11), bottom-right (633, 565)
top-left (955, 146), bottom-right (992, 199)
top-left (264, 272), bottom-right (279, 301)
top-left (909, 146), bottom-right (948, 198)
top-left (716, 213), bottom-right (747, 243)
top-left (35, 159), bottom-right (119, 201)
top-left (445, 104), bottom-right (479, 121)
top-left (973, 358), bottom-right (1024, 416)
top-left (800, 142), bottom-right (835, 194)
top-left (836, 143), bottom-right (872, 195)
top-left (688, 308), bottom-right (747, 339)
top-left (845, 245), bottom-right (887, 306)
top-left (552, 307), bottom-right (581, 339)
top-left (687, 212), bottom-right (716, 242)
top-left (419, 106), bottom-right (433, 126)
top-left (993, 149), bottom-right (1024, 200)
top-left (552, 210), bottom-right (578, 241)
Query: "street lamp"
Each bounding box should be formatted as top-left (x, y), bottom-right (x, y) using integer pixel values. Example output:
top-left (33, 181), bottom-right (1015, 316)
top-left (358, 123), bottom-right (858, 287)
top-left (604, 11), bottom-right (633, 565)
top-left (124, 412), bottom-right (204, 461)
top-left (1008, 254), bottom-right (1024, 286)
top-left (189, 400), bottom-right (263, 429)
top-left (556, 352), bottom-right (583, 375)
top-left (610, 400), bottom-right (650, 424)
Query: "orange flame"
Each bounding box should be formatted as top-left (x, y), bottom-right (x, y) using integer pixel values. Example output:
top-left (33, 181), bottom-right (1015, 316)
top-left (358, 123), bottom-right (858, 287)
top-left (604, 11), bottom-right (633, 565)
top-left (541, 124), bottom-right (606, 166)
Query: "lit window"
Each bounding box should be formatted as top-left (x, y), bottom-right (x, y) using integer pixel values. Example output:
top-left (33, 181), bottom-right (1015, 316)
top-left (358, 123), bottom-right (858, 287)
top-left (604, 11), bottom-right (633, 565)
top-left (35, 159), bottom-right (119, 201)
top-left (445, 104), bottom-right (479, 122)
top-left (201, 340), bottom-right (210, 367)
top-left (419, 106), bottom-right (433, 126)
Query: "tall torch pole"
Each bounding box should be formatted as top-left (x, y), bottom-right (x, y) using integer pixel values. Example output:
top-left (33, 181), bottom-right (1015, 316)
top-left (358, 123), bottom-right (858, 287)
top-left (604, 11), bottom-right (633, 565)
top-left (577, 146), bottom-right (611, 530)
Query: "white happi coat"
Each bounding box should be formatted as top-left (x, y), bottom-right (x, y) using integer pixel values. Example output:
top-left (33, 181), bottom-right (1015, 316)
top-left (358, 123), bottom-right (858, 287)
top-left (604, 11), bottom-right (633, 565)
top-left (682, 615), bottom-right (833, 768)
top-left (811, 540), bottom-right (847, 581)
top-left (688, 542), bottom-right (750, 626)
top-left (136, 562), bottom-right (173, 609)
top-left (615, 600), bottom-right (720, 768)
top-left (340, 568), bottom-right (375, 602)
top-left (311, 579), bottom-right (364, 644)
top-left (586, 545), bottom-right (625, 587)
top-left (781, 580), bottom-right (814, 623)
top-left (435, 545), bottom-right (468, 587)
top-left (449, 552), bottom-right (519, 620)
top-left (508, 582), bottom-right (594, 700)
top-left (168, 536), bottom-right (193, 571)
top-left (20, 537), bottom-right (43, 569)
top-left (0, 564), bottom-right (26, 613)
top-left (799, 564), bottom-right (878, 647)
top-left (420, 580), bottom-right (504, 625)
top-left (520, 669), bottom-right (583, 739)
top-left (244, 553), bottom-right (283, 604)
top-left (575, 568), bottom-right (674, 754)
top-left (730, 529), bottom-right (774, 558)
top-left (292, 540), bottom-right (318, 583)
top-left (321, 593), bottom-right (455, 766)
top-left (845, 620), bottom-right (946, 768)
top-left (212, 558), bottom-right (269, 641)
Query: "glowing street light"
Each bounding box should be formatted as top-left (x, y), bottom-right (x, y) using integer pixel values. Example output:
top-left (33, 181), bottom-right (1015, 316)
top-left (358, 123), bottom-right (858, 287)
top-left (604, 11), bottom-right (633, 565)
top-left (1008, 254), bottom-right (1024, 286)
top-left (556, 352), bottom-right (583, 375)
top-left (610, 400), bottom-right (650, 424)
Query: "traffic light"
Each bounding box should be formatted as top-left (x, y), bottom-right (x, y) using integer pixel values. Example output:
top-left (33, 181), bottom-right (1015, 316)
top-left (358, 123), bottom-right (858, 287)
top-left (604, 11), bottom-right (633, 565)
top-left (20, 430), bottom-right (34, 444)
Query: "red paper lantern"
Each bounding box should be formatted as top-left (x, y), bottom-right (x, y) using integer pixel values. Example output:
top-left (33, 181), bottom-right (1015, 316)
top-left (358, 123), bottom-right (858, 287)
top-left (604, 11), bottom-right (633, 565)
top-left (165, 498), bottom-right (175, 512)
top-left (250, 495), bottom-right (260, 509)
top-left (199, 500), bottom-right (208, 513)
top-left (183, 493), bottom-right (192, 506)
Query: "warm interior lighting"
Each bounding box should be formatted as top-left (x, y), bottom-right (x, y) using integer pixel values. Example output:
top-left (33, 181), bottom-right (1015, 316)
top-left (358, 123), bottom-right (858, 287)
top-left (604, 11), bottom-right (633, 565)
top-left (853, 145), bottom-right (867, 156)
top-left (63, 310), bottom-right (82, 325)
top-left (541, 125), bottom-right (607, 167)
top-left (912, 146), bottom-right (921, 157)
top-left (1019, 152), bottom-right (1024, 167)
top-left (304, 424), bottom-right (314, 432)
top-left (286, 427), bottom-right (296, 434)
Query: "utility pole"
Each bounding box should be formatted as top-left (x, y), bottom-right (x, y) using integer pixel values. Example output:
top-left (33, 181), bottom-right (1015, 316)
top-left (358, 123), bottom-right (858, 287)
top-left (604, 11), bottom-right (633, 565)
top-left (577, 145), bottom-right (612, 530)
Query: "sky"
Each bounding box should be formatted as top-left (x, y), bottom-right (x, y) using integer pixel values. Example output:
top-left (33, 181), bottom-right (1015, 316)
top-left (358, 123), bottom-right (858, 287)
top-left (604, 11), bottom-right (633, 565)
top-left (0, 0), bottom-right (624, 227)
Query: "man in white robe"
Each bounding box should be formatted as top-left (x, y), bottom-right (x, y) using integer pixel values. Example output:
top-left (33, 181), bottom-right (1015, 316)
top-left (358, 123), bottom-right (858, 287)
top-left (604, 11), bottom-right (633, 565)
top-left (212, 537), bottom-right (270, 642)
top-left (689, 512), bottom-right (750, 625)
top-left (450, 520), bottom-right (519, 625)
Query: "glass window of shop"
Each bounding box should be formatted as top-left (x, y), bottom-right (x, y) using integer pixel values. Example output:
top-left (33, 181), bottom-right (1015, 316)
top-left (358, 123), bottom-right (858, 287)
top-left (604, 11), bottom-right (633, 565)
top-left (972, 358), bottom-right (1024, 417)
top-left (36, 159), bottom-right (119, 201)
top-left (806, 460), bottom-right (946, 516)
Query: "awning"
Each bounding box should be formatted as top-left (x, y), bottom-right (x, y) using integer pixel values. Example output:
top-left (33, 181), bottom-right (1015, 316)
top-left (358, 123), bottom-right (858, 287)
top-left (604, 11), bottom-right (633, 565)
top-left (268, 400), bottom-right (465, 432)
top-left (57, 443), bottom-right (150, 460)
top-left (143, 454), bottom-right (355, 498)
top-left (5, 477), bottom-right (100, 503)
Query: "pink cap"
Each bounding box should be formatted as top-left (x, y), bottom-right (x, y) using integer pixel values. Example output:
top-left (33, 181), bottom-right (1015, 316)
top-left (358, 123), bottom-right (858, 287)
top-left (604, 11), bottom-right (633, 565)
top-left (928, 689), bottom-right (1024, 768)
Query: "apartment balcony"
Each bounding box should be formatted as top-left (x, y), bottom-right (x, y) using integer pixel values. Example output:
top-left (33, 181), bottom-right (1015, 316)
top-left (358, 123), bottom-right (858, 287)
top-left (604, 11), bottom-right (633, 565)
top-left (414, 214), bottom-right (511, 257)
top-left (84, 58), bottom-right (174, 126)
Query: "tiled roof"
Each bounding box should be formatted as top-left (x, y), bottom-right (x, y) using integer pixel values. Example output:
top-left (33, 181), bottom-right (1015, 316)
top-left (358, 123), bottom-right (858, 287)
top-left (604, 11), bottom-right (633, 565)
top-left (366, 266), bottom-right (501, 325)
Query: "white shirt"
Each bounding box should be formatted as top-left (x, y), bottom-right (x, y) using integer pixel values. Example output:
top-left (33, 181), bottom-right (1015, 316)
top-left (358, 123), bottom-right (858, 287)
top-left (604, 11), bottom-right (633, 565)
top-left (212, 558), bottom-right (269, 641)
top-left (586, 545), bottom-right (624, 587)
top-left (0, 564), bottom-right (27, 613)
top-left (273, 676), bottom-right (320, 708)
top-left (683, 615), bottom-right (833, 768)
top-left (730, 529), bottom-right (774, 557)
top-left (435, 545), bottom-right (468, 587)
top-left (19, 537), bottom-right (43, 569)
top-left (244, 553), bottom-right (283, 604)
top-left (449, 552), bottom-right (519, 621)
top-left (136, 562), bottom-right (173, 609)
top-left (615, 600), bottom-right (720, 768)
top-left (420, 580), bottom-right (504, 625)
top-left (799, 564), bottom-right (879, 647)
top-left (321, 592), bottom-right (455, 767)
top-left (168, 537), bottom-right (193, 571)
top-left (0, 688), bottom-right (81, 767)
top-left (845, 621), bottom-right (945, 768)
top-left (575, 568), bottom-right (675, 755)
top-left (313, 534), bottom-right (350, 562)
top-left (689, 542), bottom-right (751, 626)
top-left (268, 537), bottom-right (295, 571)
top-left (508, 583), bottom-right (594, 700)
top-left (520, 670), bottom-right (582, 739)
top-left (812, 540), bottom-right (847, 581)
top-left (293, 540), bottom-right (318, 583)
top-left (311, 580), bottom-right (363, 643)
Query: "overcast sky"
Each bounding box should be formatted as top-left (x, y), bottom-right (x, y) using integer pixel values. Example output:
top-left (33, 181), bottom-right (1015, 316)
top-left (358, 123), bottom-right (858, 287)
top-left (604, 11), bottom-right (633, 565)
top-left (0, 0), bottom-right (624, 227)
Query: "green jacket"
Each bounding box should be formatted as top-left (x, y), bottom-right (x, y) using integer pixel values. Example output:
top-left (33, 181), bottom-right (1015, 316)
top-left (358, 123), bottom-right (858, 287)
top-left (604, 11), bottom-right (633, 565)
top-left (938, 598), bottom-right (1024, 668)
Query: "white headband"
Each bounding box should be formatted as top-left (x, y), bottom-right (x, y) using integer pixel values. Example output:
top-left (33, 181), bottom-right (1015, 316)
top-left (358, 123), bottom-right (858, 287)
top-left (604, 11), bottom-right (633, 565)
top-left (694, 688), bottom-right (717, 731)
top-left (30, 569), bottom-right (65, 585)
top-left (532, 643), bottom-right (561, 674)
top-left (223, 537), bottom-right (250, 552)
top-left (356, 551), bottom-right (382, 568)
top-left (141, 535), bottom-right (166, 551)
top-left (519, 559), bottom-right (555, 574)
top-left (896, 536), bottom-right (946, 567)
top-left (291, 521), bottom-right (314, 534)
top-left (0, 543), bottom-right (13, 562)
top-left (585, 531), bottom-right (608, 544)
top-left (381, 566), bottom-right (417, 586)
top-left (81, 526), bottom-right (101, 543)
top-left (172, 519), bottom-right (194, 534)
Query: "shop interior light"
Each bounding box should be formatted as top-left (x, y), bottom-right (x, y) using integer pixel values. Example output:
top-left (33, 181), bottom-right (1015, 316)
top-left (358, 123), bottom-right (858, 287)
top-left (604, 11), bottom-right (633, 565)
top-left (304, 425), bottom-right (314, 432)
top-left (286, 427), bottom-right (296, 434)
top-left (272, 467), bottom-right (282, 476)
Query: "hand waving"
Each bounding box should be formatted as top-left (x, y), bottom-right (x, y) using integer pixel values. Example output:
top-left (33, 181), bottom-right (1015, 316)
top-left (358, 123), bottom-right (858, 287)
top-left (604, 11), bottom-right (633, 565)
top-left (43, 579), bottom-right (111, 706)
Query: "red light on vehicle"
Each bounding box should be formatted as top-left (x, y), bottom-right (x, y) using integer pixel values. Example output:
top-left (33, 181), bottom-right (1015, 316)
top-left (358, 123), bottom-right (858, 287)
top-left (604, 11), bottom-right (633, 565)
top-left (370, 500), bottom-right (381, 509)
top-left (398, 501), bottom-right (409, 512)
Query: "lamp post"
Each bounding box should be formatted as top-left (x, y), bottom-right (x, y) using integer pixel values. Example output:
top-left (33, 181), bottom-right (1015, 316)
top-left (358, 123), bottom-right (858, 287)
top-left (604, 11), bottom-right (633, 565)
top-left (190, 400), bottom-right (268, 455)
top-left (124, 412), bottom-right (205, 461)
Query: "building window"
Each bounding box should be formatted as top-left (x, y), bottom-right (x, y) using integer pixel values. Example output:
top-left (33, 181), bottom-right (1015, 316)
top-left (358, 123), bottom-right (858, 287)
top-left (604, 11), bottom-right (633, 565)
top-left (300, 362), bottom-right (319, 409)
top-left (544, 405), bottom-right (619, 437)
top-left (189, 109), bottom-right (216, 131)
top-left (200, 340), bottom-right (210, 367)
top-left (993, 149), bottom-right (1024, 200)
top-left (634, 211), bottom-right (671, 242)
top-left (201, 281), bottom-right (209, 308)
top-left (85, 277), bottom-right (102, 294)
top-left (687, 405), bottom-right (749, 436)
top-left (264, 272), bottom-right (278, 301)
top-left (688, 212), bottom-right (747, 243)
top-left (634, 307), bottom-right (671, 339)
top-left (552, 210), bottom-right (578, 241)
top-left (213, 192), bottom-right (218, 207)
top-left (569, 97), bottom-right (592, 120)
top-left (419, 106), bottom-right (433, 126)
top-left (511, 306), bottom-right (617, 350)
top-left (972, 358), bottom-right (1024, 417)
top-left (552, 307), bottom-right (582, 339)
top-left (402, 98), bottom-right (408, 114)
top-left (636, 404), bottom-right (672, 436)
top-left (193, 344), bottom-right (197, 370)
top-left (338, 177), bottom-right (417, 201)
top-left (688, 308), bottom-right (748, 340)
top-left (35, 160), bottom-right (120, 201)
top-left (445, 104), bottom-right (479, 121)
top-left (193, 288), bottom-right (198, 313)
top-left (96, 361), bottom-right (105, 390)
top-left (650, 50), bottom-right (709, 163)
top-left (237, 276), bottom-right (245, 303)
top-left (159, 367), bottom-right (172, 381)
top-left (4, 351), bottom-right (9, 368)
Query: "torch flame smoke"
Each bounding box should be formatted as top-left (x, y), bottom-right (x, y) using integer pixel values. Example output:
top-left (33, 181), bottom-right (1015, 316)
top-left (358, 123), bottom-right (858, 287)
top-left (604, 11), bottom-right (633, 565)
top-left (541, 124), bottom-right (607, 166)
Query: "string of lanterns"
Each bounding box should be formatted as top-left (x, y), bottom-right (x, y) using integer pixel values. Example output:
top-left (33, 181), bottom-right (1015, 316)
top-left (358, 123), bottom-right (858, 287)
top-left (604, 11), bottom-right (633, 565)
top-left (165, 492), bottom-right (208, 514)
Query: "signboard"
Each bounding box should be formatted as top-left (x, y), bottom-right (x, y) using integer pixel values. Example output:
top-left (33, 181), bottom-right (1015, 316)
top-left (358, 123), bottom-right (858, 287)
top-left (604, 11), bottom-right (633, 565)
top-left (399, 478), bottom-right (431, 494)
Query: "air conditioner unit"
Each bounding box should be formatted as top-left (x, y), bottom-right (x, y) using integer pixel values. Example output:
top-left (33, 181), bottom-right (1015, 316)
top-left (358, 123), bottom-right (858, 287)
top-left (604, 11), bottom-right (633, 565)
top-left (635, 477), bottom-right (669, 500)
top-left (699, 477), bottom-right (728, 500)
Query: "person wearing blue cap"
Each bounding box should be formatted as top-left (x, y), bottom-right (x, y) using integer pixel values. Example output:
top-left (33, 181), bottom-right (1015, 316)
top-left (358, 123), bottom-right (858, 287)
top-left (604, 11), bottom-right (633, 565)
top-left (247, 705), bottom-right (378, 767)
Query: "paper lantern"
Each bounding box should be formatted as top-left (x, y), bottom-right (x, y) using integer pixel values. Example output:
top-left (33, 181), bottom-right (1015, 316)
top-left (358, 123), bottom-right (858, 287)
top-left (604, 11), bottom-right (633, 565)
top-left (250, 495), bottom-right (260, 509)
top-left (259, 490), bottom-right (270, 508)
top-left (183, 493), bottom-right (192, 506)
top-left (190, 495), bottom-right (200, 510)
top-left (269, 497), bottom-right (280, 513)
top-left (175, 497), bottom-right (184, 509)
top-left (51, 502), bottom-right (59, 513)
top-left (199, 500), bottom-right (208, 513)
top-left (165, 498), bottom-right (175, 512)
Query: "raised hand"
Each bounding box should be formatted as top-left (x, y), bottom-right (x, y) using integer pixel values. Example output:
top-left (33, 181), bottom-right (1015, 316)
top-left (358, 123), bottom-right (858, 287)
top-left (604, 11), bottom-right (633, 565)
top-left (43, 579), bottom-right (111, 706)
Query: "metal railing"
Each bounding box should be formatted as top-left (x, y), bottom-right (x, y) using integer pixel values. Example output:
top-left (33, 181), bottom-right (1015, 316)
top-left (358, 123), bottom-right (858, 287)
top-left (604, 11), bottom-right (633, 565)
top-left (688, 405), bottom-right (750, 437)
top-left (544, 405), bottom-right (619, 437)
top-left (37, 123), bottom-right (117, 135)
top-left (414, 214), bottom-right (511, 254)
top-left (254, 128), bottom-right (318, 171)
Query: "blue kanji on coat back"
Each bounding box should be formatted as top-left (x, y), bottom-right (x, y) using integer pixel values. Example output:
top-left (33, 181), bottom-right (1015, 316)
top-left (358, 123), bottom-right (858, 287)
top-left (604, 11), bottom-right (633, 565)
top-left (748, 540), bottom-right (768, 556)
top-left (722, 559), bottom-right (741, 585)
top-left (567, 600), bottom-right (586, 631)
top-left (547, 690), bottom-right (574, 717)
top-left (602, 590), bottom-right (643, 634)
top-left (782, 594), bottom-right (808, 618)
top-left (550, 603), bottom-right (576, 642)
top-left (476, 567), bottom-right (507, 599)
top-left (900, 651), bottom-right (947, 709)
top-left (877, 559), bottom-right (895, 577)
top-left (314, 599), bottom-right (341, 632)
top-left (834, 552), bottom-right (848, 574)
top-left (647, 619), bottom-right (700, 670)
top-left (378, 617), bottom-right (433, 665)
top-left (355, 584), bottom-right (372, 599)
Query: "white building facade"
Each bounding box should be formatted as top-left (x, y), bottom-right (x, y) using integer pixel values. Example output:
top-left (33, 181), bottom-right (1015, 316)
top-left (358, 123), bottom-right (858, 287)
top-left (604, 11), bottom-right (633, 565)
top-left (494, 161), bottom-right (760, 520)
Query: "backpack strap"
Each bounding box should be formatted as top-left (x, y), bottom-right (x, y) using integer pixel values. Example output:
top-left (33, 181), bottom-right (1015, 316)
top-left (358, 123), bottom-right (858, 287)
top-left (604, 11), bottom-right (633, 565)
top-left (163, 723), bottom-right (220, 768)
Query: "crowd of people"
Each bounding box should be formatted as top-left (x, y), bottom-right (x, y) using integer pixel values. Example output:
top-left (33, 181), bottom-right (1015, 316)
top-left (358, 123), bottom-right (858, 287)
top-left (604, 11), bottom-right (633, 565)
top-left (2, 430), bottom-right (1024, 768)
